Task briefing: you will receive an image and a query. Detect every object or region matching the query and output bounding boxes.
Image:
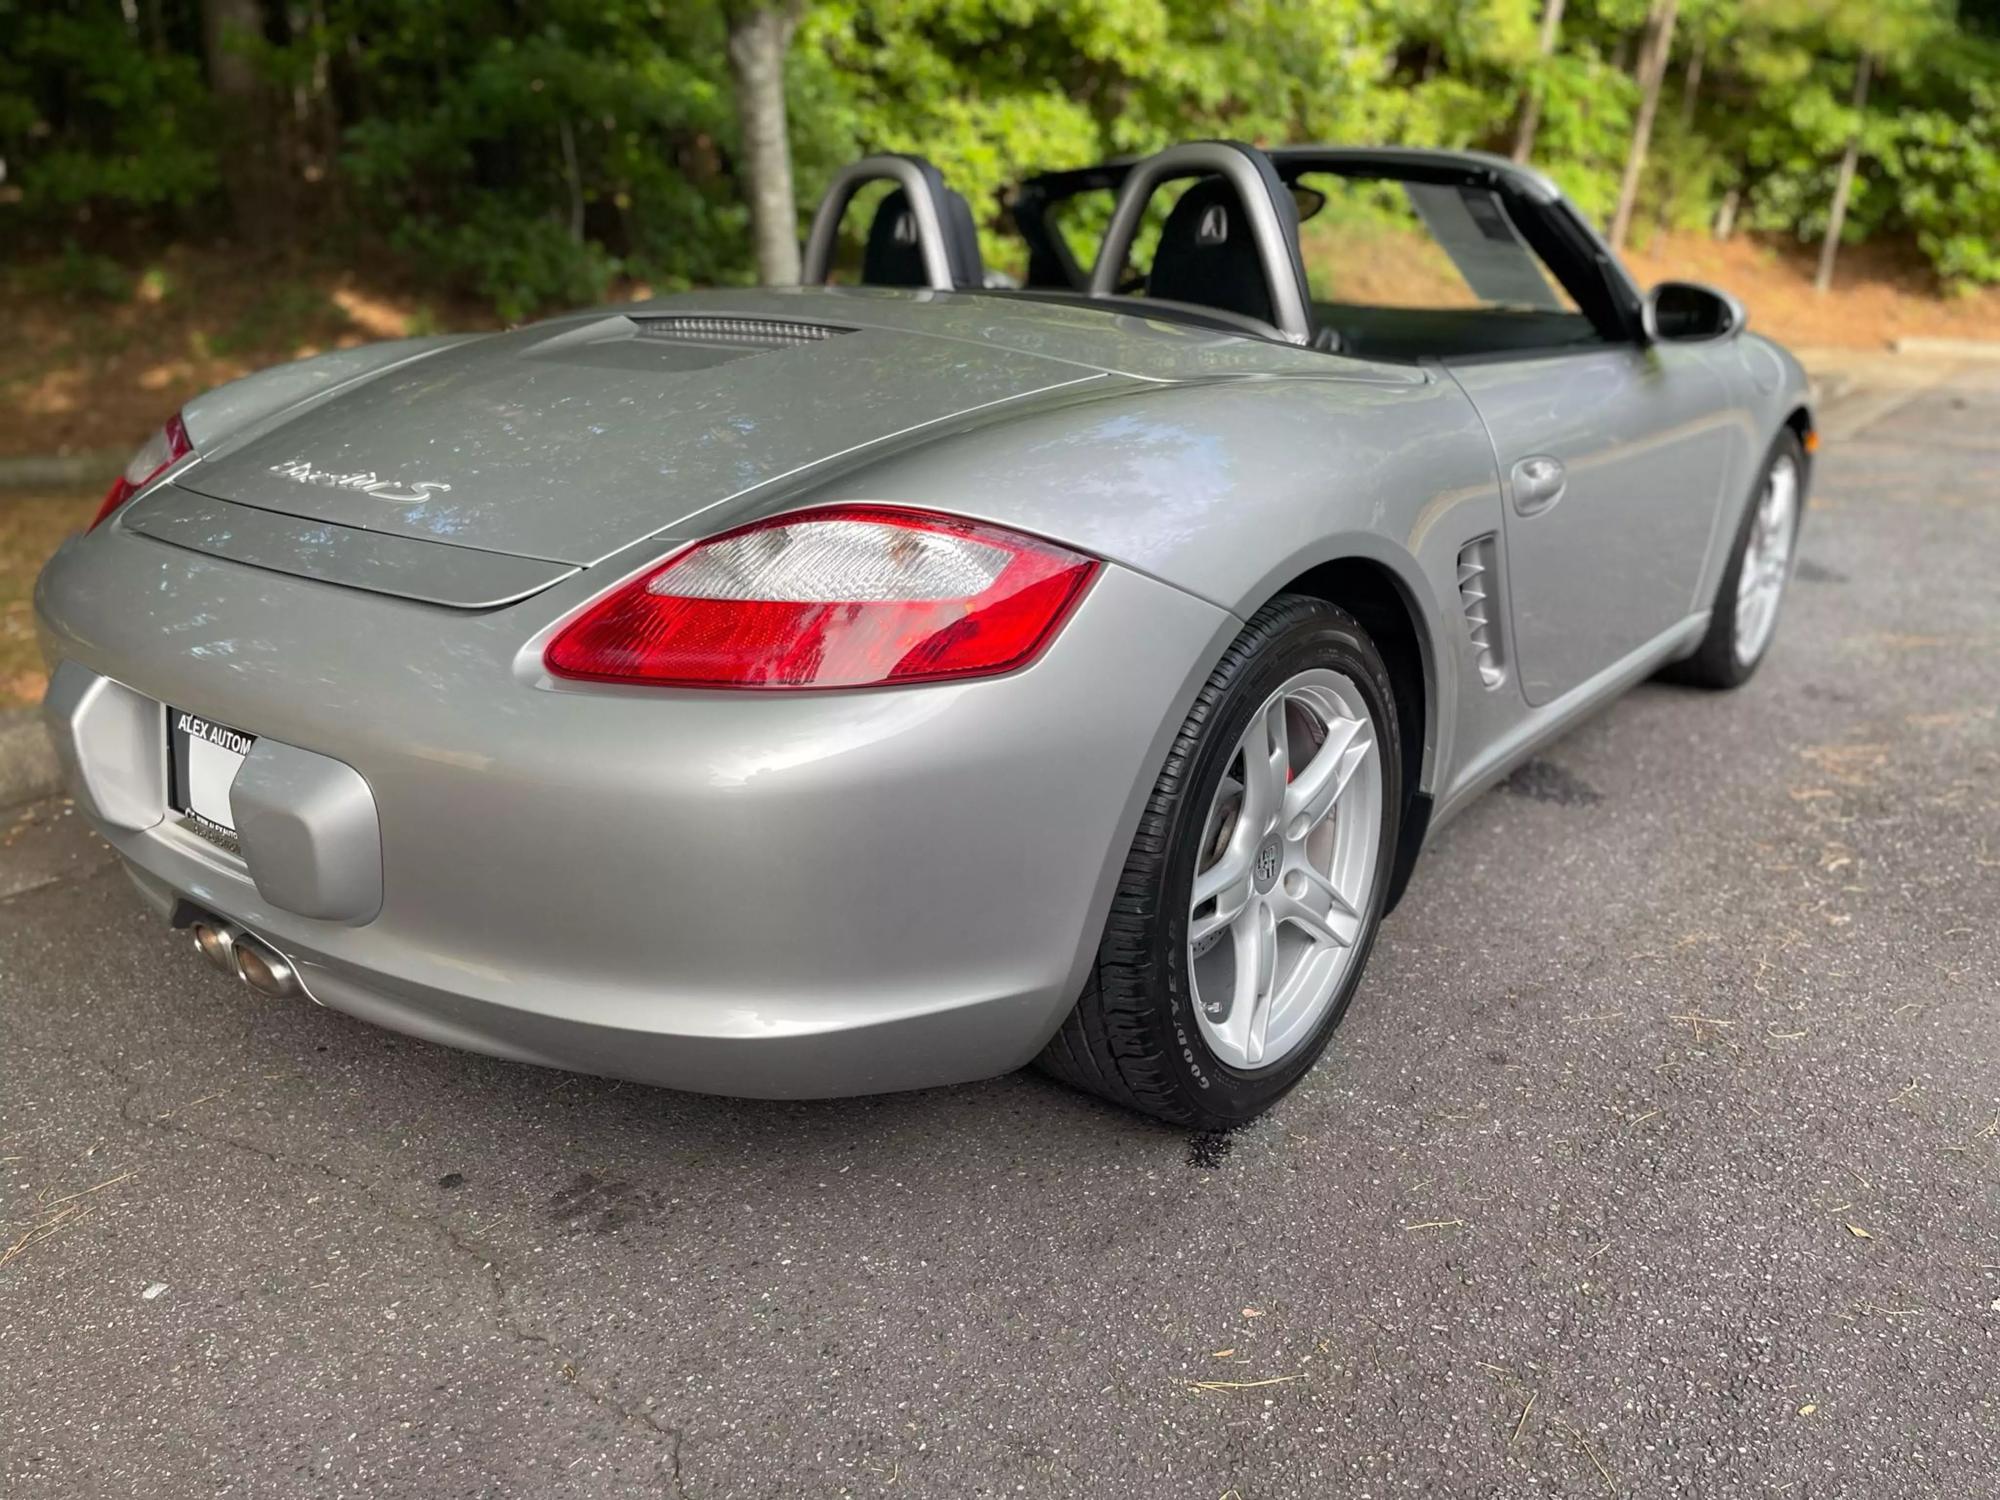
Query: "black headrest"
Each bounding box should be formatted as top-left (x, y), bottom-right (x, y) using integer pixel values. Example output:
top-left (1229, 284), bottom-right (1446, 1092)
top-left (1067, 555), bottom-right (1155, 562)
top-left (937, 186), bottom-right (984, 287)
top-left (860, 174), bottom-right (985, 289)
top-left (1147, 176), bottom-right (1274, 325)
top-left (863, 189), bottom-right (929, 288)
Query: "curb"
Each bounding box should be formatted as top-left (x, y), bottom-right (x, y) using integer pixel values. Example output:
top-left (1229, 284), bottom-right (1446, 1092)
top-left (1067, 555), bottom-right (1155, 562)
top-left (0, 451), bottom-right (125, 491)
top-left (0, 708), bottom-right (60, 811)
top-left (1804, 370), bottom-right (1854, 410)
top-left (1816, 383), bottom-right (1937, 445)
top-left (1891, 336), bottom-right (2000, 361)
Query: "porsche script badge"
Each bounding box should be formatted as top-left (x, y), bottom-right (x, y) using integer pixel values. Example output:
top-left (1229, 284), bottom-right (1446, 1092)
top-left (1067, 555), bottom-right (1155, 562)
top-left (267, 457), bottom-right (451, 505)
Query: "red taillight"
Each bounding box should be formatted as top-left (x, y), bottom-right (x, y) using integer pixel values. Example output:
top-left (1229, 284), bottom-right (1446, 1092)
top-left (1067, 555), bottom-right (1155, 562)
top-left (544, 505), bottom-right (1099, 689)
top-left (90, 413), bottom-right (192, 530)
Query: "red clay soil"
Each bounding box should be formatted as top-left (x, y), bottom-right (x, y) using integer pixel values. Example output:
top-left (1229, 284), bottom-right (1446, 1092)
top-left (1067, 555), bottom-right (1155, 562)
top-left (1624, 231), bottom-right (2000, 350)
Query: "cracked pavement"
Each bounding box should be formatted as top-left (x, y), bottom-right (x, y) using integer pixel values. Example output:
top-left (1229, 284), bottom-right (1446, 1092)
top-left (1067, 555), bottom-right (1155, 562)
top-left (3, 365), bottom-right (1997, 1497)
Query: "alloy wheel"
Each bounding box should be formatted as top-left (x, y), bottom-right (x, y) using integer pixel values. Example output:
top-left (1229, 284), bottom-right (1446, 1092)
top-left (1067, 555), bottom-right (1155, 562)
top-left (1187, 668), bottom-right (1383, 1072)
top-left (1734, 453), bottom-right (1799, 667)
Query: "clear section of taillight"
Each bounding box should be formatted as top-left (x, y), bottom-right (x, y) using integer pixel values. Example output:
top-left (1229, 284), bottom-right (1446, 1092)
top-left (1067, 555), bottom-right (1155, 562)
top-left (662, 517), bottom-right (1014, 602)
top-left (90, 413), bottom-right (191, 530)
top-left (544, 505), bottom-right (1099, 689)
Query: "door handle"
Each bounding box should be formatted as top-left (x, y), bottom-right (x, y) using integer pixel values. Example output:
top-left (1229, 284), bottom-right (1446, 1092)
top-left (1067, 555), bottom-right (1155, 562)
top-left (1510, 454), bottom-right (1567, 516)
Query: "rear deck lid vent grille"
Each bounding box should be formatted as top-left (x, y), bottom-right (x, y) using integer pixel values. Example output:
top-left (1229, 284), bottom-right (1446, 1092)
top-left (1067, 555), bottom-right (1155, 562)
top-left (1457, 535), bottom-right (1507, 690)
top-left (632, 315), bottom-right (854, 350)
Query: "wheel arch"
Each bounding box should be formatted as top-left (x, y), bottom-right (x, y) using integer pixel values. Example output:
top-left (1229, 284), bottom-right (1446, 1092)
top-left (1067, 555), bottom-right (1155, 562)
top-left (1781, 403), bottom-right (1815, 482)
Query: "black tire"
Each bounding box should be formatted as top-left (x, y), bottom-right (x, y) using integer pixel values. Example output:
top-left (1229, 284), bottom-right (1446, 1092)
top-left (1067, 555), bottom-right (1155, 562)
top-left (1660, 429), bottom-right (1807, 690)
top-left (1035, 595), bottom-right (1402, 1128)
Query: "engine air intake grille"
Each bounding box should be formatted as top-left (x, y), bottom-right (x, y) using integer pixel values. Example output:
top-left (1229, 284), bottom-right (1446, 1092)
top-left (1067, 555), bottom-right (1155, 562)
top-left (1457, 535), bottom-right (1507, 690)
top-left (633, 315), bottom-right (853, 350)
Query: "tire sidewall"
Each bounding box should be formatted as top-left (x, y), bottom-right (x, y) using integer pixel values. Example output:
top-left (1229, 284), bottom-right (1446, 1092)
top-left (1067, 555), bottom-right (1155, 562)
top-left (1151, 603), bottom-right (1401, 1122)
top-left (1708, 430), bottom-right (1807, 684)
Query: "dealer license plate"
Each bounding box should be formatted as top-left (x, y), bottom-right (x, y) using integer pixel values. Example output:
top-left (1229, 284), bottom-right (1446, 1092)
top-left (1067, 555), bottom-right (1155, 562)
top-left (168, 708), bottom-right (256, 842)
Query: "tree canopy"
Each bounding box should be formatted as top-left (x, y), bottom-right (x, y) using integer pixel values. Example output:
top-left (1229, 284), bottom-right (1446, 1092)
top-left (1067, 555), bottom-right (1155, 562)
top-left (3, 0), bottom-right (1996, 318)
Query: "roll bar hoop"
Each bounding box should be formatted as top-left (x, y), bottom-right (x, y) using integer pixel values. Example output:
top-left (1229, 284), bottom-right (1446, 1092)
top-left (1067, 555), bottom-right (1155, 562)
top-left (1087, 140), bottom-right (1315, 344)
top-left (801, 155), bottom-right (963, 291)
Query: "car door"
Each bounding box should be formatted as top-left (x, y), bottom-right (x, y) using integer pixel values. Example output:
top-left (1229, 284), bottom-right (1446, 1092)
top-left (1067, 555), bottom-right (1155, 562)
top-left (1446, 342), bottom-right (1735, 705)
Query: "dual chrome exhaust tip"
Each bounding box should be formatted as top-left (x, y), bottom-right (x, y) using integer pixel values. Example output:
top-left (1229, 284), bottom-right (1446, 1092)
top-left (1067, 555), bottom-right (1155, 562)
top-left (189, 918), bottom-right (301, 999)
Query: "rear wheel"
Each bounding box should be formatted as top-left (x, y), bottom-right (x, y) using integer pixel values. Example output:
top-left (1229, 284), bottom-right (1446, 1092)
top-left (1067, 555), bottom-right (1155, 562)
top-left (1663, 430), bottom-right (1805, 689)
top-left (1037, 596), bottom-right (1401, 1128)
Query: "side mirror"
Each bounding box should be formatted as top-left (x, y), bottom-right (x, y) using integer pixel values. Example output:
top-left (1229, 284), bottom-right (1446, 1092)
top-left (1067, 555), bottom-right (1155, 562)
top-left (1642, 280), bottom-right (1745, 344)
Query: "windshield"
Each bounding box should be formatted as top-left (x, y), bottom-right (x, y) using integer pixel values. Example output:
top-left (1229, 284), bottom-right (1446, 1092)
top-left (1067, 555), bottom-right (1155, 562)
top-left (1293, 173), bottom-right (1578, 315)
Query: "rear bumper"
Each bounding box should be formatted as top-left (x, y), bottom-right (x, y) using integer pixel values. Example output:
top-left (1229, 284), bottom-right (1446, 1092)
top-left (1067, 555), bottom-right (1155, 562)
top-left (36, 522), bottom-right (1232, 1097)
top-left (122, 861), bottom-right (1087, 1098)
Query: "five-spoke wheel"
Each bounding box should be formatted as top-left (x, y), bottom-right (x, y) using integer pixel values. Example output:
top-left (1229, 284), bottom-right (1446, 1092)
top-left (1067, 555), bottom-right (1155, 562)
top-left (1187, 670), bottom-right (1382, 1072)
top-left (1733, 449), bottom-right (1799, 668)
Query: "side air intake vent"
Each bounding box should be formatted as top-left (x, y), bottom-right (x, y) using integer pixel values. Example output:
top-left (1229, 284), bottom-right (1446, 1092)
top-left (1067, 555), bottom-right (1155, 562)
top-left (633, 315), bottom-right (852, 350)
top-left (1457, 535), bottom-right (1507, 689)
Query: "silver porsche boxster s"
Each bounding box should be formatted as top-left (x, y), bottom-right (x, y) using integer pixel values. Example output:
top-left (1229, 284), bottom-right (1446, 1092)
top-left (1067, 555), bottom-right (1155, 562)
top-left (35, 142), bottom-right (1811, 1127)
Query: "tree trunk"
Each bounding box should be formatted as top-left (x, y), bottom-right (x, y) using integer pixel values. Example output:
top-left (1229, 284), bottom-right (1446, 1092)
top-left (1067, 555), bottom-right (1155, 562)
top-left (1512, 0), bottom-right (1568, 165)
top-left (200, 0), bottom-right (276, 235)
top-left (559, 118), bottom-right (585, 245)
top-left (308, 0), bottom-right (341, 216)
top-left (1714, 185), bottom-right (1740, 240)
top-left (726, 3), bottom-right (803, 286)
top-left (200, 0), bottom-right (262, 102)
top-left (1608, 0), bottom-right (1681, 251)
top-left (1815, 52), bottom-right (1873, 294)
top-left (1679, 35), bottom-right (1704, 132)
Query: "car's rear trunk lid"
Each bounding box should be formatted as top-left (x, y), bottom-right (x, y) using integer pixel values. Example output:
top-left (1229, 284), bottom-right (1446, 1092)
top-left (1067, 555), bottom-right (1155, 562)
top-left (173, 310), bottom-right (1101, 567)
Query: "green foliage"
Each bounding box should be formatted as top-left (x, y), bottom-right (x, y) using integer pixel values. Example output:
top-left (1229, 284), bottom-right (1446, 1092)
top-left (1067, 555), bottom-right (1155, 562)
top-left (4, 0), bottom-right (2000, 307)
top-left (210, 281), bottom-right (335, 356)
top-left (22, 242), bottom-right (136, 303)
top-left (396, 210), bottom-right (623, 325)
top-left (323, 1), bottom-right (749, 315)
top-left (0, 3), bottom-right (219, 219)
top-left (1718, 5), bottom-right (2000, 286)
top-left (1519, 47), bottom-right (1638, 224)
top-left (1876, 55), bottom-right (2000, 286)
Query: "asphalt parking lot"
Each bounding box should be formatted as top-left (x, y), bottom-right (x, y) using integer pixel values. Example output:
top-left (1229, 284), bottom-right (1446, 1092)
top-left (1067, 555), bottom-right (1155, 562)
top-left (4, 365), bottom-right (1996, 1499)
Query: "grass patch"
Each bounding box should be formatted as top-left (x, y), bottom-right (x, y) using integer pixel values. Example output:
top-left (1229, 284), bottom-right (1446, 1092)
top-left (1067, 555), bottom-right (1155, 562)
top-left (0, 491), bottom-right (95, 709)
top-left (204, 282), bottom-right (342, 360)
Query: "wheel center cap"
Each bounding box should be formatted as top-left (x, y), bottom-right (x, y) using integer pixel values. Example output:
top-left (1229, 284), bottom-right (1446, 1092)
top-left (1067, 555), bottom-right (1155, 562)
top-left (1253, 837), bottom-right (1283, 893)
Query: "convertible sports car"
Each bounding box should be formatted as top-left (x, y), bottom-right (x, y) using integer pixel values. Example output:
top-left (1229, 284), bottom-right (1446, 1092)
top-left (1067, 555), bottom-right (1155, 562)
top-left (36, 141), bottom-right (1810, 1127)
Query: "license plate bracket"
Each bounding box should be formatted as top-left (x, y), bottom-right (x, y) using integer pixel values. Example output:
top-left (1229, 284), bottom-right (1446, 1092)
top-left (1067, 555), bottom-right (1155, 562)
top-left (168, 708), bottom-right (257, 843)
